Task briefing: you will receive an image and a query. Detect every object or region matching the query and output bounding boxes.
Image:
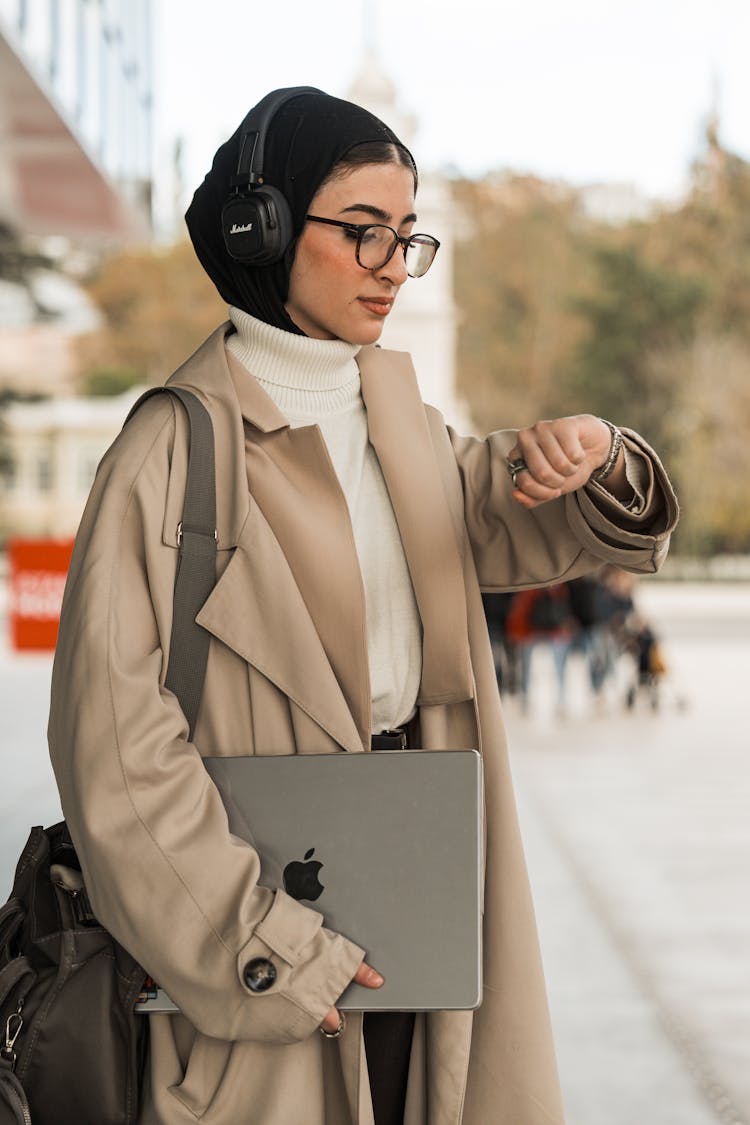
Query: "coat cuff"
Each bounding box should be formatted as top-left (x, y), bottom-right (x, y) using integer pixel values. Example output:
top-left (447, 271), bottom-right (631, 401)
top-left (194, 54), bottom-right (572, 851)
top-left (230, 890), bottom-right (365, 1042)
top-left (566, 430), bottom-right (678, 572)
top-left (581, 430), bottom-right (678, 528)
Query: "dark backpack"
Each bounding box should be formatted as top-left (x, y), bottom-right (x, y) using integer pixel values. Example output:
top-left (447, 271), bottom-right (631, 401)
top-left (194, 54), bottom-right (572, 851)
top-left (0, 824), bottom-right (148, 1125)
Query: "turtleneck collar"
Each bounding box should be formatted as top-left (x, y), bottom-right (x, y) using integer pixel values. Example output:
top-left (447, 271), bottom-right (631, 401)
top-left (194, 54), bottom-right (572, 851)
top-left (227, 306), bottom-right (362, 419)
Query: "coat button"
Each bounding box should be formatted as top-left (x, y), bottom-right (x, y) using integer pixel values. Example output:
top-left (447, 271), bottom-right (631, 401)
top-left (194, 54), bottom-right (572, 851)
top-left (243, 957), bottom-right (277, 992)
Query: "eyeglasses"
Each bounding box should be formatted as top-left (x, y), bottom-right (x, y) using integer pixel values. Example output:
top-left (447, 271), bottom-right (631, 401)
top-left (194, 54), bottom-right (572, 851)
top-left (305, 215), bottom-right (440, 278)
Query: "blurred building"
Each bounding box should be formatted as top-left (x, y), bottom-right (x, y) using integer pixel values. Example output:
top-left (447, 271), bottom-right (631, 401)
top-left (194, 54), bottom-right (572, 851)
top-left (0, 265), bottom-right (101, 395)
top-left (0, 0), bottom-right (153, 241)
top-left (0, 1), bottom-right (154, 539)
top-left (0, 386), bottom-right (143, 537)
top-left (0, 0), bottom-right (155, 396)
top-left (578, 181), bottom-right (656, 225)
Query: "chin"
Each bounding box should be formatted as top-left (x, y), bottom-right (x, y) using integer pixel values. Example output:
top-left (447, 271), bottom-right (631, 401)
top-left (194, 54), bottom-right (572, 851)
top-left (343, 322), bottom-right (386, 347)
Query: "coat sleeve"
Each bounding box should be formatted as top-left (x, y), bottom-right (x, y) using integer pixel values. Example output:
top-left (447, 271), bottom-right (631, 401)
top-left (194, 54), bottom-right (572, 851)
top-left (47, 398), bottom-right (364, 1045)
top-left (446, 423), bottom-right (679, 591)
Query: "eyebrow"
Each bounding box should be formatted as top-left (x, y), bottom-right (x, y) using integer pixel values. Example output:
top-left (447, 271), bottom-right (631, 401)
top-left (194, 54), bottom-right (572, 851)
top-left (339, 203), bottom-right (418, 225)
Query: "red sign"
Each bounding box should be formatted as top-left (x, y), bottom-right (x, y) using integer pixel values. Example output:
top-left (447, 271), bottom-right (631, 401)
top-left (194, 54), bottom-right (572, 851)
top-left (8, 539), bottom-right (75, 651)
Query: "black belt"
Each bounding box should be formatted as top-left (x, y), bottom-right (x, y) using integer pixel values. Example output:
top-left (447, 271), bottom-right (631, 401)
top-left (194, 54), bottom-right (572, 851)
top-left (370, 727), bottom-right (408, 751)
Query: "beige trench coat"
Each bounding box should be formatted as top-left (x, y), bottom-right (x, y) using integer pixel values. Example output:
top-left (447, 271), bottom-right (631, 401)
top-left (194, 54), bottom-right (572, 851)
top-left (48, 324), bottom-right (678, 1125)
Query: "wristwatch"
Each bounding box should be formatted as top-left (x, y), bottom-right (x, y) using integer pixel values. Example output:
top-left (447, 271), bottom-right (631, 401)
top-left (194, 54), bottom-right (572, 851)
top-left (590, 419), bottom-right (623, 482)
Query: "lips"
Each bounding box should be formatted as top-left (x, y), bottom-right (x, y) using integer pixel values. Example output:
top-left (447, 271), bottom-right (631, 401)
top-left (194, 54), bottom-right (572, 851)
top-left (358, 297), bottom-right (393, 317)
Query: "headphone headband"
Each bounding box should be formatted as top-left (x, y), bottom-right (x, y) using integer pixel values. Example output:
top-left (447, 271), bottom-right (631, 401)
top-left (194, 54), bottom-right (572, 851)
top-left (231, 86), bottom-right (323, 191)
top-left (222, 86), bottom-right (324, 266)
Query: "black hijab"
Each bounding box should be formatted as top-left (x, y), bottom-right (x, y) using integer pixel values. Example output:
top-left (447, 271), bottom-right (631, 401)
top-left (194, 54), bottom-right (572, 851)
top-left (185, 89), bottom-right (413, 334)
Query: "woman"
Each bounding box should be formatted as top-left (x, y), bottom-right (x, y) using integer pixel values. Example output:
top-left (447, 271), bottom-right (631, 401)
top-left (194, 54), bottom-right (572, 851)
top-left (49, 88), bottom-right (678, 1125)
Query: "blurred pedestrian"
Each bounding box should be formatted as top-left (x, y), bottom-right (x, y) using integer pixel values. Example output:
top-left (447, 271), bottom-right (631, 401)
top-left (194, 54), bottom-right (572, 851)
top-left (506, 584), bottom-right (576, 716)
top-left (568, 571), bottom-right (621, 710)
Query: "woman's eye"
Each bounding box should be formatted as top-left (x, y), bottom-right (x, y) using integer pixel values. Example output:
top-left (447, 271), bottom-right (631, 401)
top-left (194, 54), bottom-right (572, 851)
top-left (342, 228), bottom-right (359, 241)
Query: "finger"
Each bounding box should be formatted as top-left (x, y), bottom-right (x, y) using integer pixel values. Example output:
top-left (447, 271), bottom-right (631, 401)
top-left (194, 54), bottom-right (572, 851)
top-left (517, 434), bottom-right (574, 491)
top-left (512, 476), bottom-right (562, 504)
top-left (516, 418), bottom-right (589, 480)
top-left (554, 426), bottom-right (588, 469)
top-left (354, 962), bottom-right (384, 989)
top-left (533, 427), bottom-right (586, 478)
top-left (321, 1006), bottom-right (341, 1033)
top-left (512, 489), bottom-right (547, 510)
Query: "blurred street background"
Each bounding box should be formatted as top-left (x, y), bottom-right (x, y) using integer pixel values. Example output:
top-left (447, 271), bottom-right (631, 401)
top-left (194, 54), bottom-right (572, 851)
top-left (2, 2), bottom-right (749, 1123)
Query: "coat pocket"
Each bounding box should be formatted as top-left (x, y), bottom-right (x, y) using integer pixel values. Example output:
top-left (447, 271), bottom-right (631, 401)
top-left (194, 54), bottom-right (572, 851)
top-left (168, 1032), bottom-right (233, 1120)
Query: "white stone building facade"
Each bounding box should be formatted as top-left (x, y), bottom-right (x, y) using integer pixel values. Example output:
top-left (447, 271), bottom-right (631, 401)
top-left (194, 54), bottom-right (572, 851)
top-left (347, 56), bottom-right (469, 430)
top-left (0, 388), bottom-right (141, 538)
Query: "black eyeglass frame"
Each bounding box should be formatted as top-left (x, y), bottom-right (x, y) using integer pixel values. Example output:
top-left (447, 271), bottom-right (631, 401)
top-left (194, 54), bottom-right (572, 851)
top-left (305, 215), bottom-right (440, 277)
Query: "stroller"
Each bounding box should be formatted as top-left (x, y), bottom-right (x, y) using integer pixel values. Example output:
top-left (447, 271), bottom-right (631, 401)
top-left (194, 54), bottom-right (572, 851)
top-left (619, 615), bottom-right (686, 713)
top-left (623, 619), bottom-right (664, 710)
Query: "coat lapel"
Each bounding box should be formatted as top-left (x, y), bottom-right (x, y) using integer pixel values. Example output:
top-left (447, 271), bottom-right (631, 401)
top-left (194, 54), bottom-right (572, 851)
top-left (196, 501), bottom-right (364, 755)
top-left (358, 346), bottom-right (474, 706)
top-left (240, 422), bottom-right (372, 748)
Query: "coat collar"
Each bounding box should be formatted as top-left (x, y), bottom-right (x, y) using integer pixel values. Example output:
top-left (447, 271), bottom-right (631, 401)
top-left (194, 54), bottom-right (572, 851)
top-left (164, 324), bottom-right (257, 549)
top-left (357, 345), bottom-right (474, 706)
top-left (168, 324), bottom-right (473, 746)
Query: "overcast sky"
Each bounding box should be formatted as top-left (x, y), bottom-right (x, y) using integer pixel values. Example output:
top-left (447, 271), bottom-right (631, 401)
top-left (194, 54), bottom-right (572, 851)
top-left (156, 0), bottom-right (749, 212)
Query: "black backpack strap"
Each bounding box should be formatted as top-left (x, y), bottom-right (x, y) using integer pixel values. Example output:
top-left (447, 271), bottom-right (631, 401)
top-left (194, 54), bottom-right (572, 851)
top-left (125, 387), bottom-right (217, 739)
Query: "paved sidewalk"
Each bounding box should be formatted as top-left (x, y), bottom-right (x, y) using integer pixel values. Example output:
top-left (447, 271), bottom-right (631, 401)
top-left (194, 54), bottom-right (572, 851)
top-left (506, 582), bottom-right (750, 1124)
top-left (515, 773), bottom-right (721, 1125)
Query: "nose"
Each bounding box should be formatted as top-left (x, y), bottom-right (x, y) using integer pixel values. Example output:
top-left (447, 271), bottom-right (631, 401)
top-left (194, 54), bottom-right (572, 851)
top-left (376, 242), bottom-right (409, 287)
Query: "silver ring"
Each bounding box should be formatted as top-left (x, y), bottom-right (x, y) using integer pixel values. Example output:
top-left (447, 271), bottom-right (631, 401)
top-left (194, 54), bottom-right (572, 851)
top-left (506, 456), bottom-right (528, 488)
top-left (320, 1011), bottom-right (346, 1039)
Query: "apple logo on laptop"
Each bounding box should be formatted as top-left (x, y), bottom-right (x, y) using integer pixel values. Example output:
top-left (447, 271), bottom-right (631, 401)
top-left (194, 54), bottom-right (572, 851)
top-left (283, 848), bottom-right (325, 902)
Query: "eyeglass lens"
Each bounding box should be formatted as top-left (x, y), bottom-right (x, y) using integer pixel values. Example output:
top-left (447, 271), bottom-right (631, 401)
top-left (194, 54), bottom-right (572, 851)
top-left (357, 226), bottom-right (437, 277)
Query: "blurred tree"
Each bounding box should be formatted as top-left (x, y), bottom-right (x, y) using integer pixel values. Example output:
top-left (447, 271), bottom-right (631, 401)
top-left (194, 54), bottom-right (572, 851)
top-left (453, 175), bottom-right (589, 430)
top-left (649, 155), bottom-right (750, 340)
top-left (76, 240), bottom-right (225, 390)
top-left (631, 123), bottom-right (750, 551)
top-left (0, 224), bottom-right (58, 321)
top-left (657, 334), bottom-right (750, 554)
top-left (561, 243), bottom-right (708, 452)
top-left (80, 368), bottom-right (146, 396)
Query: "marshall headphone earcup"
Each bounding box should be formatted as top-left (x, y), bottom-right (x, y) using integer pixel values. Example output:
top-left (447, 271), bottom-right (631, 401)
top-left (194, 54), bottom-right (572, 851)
top-left (222, 184), bottom-right (293, 266)
top-left (221, 86), bottom-right (322, 266)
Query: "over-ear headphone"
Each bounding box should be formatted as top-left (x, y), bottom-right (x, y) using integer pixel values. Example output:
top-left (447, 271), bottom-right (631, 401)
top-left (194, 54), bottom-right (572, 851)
top-left (221, 86), bottom-right (323, 266)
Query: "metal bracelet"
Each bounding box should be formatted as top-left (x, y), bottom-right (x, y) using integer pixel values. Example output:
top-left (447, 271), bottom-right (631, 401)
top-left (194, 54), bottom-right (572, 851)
top-left (590, 420), bottom-right (623, 482)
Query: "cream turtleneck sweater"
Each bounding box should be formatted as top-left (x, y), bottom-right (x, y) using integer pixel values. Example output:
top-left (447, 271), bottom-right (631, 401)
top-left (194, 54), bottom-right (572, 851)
top-left (227, 307), bottom-right (422, 734)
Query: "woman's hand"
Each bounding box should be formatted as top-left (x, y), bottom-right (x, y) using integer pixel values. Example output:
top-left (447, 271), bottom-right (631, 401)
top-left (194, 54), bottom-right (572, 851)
top-left (507, 414), bottom-right (625, 509)
top-left (320, 961), bottom-right (384, 1034)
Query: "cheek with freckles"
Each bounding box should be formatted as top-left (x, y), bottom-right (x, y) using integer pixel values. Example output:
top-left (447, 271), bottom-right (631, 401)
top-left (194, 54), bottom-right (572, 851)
top-left (286, 232), bottom-right (368, 338)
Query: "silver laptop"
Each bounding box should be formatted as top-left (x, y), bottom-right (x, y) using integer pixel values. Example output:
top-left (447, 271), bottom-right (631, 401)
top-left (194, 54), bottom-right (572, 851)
top-left (136, 750), bottom-right (482, 1013)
